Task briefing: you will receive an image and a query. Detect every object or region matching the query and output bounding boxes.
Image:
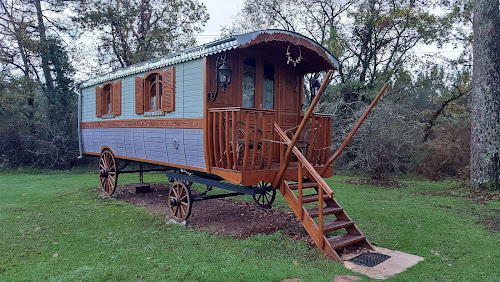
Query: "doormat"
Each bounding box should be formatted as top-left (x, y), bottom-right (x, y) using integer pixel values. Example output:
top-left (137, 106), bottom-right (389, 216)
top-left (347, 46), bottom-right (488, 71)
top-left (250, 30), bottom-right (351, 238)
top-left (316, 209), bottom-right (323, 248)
top-left (349, 252), bottom-right (391, 267)
top-left (341, 246), bottom-right (424, 280)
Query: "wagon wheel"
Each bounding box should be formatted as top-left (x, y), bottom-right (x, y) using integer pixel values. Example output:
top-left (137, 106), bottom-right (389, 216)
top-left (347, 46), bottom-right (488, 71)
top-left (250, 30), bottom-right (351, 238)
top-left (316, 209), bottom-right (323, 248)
top-left (99, 149), bottom-right (118, 196)
top-left (167, 181), bottom-right (193, 222)
top-left (252, 181), bottom-right (276, 209)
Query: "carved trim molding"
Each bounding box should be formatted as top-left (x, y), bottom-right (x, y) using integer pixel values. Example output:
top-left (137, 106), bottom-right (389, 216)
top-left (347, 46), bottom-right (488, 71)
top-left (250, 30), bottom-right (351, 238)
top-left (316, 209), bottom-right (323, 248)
top-left (81, 118), bottom-right (203, 129)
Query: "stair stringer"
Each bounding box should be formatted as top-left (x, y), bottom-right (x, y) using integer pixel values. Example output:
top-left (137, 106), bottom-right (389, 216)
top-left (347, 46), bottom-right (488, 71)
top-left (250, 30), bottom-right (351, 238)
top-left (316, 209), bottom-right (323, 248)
top-left (281, 181), bottom-right (341, 261)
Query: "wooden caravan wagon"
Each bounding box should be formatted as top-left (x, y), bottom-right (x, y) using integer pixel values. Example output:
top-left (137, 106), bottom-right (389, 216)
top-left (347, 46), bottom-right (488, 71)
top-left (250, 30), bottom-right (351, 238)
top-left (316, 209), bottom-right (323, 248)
top-left (77, 30), bottom-right (386, 261)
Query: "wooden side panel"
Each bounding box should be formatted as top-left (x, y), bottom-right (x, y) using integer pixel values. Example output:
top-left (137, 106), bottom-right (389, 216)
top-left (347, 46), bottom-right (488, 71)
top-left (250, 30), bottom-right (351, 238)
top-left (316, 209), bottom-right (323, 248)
top-left (135, 77), bottom-right (144, 114)
top-left (95, 86), bottom-right (102, 117)
top-left (112, 80), bottom-right (122, 115)
top-left (81, 127), bottom-right (206, 170)
top-left (163, 67), bottom-right (175, 112)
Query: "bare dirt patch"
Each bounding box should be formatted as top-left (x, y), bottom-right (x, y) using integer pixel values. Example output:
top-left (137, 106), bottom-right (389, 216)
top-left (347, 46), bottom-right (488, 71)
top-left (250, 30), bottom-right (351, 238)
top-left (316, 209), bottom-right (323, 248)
top-left (110, 183), bottom-right (311, 241)
top-left (345, 178), bottom-right (407, 188)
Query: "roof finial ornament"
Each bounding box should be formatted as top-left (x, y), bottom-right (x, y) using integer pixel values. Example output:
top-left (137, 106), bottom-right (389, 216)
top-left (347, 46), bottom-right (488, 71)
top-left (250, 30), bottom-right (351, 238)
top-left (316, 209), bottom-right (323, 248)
top-left (286, 45), bottom-right (302, 67)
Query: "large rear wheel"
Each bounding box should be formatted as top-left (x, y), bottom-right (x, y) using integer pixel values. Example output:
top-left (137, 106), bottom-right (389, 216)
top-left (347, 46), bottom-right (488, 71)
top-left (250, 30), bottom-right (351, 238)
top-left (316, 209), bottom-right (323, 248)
top-left (99, 149), bottom-right (118, 196)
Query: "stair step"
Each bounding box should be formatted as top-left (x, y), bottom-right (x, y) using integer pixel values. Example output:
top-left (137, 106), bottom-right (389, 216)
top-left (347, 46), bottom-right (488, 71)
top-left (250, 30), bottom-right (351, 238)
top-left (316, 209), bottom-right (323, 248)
top-left (327, 233), bottom-right (366, 249)
top-left (323, 220), bottom-right (354, 232)
top-left (288, 182), bottom-right (318, 190)
top-left (307, 206), bottom-right (343, 218)
top-left (301, 193), bottom-right (328, 203)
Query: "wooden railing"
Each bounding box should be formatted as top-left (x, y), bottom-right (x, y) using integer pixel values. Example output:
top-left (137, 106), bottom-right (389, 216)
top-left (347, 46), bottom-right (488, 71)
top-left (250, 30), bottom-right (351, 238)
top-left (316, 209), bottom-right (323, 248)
top-left (208, 107), bottom-right (276, 171)
top-left (284, 113), bottom-right (333, 166)
top-left (275, 123), bottom-right (334, 244)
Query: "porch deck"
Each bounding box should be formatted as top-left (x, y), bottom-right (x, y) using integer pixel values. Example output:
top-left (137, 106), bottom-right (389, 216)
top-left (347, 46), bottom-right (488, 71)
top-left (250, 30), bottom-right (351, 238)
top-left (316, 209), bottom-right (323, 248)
top-left (207, 107), bottom-right (333, 186)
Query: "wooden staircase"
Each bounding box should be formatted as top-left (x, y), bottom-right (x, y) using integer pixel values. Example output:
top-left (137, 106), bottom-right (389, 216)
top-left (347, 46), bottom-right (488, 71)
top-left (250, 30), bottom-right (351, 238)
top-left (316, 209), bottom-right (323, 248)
top-left (273, 123), bottom-right (373, 261)
top-left (269, 72), bottom-right (386, 261)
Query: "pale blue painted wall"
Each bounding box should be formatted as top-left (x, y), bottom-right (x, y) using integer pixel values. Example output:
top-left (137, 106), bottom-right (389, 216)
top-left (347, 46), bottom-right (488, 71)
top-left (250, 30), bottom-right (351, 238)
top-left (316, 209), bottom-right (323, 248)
top-left (82, 128), bottom-right (206, 169)
top-left (81, 58), bottom-right (205, 122)
top-left (80, 58), bottom-right (206, 169)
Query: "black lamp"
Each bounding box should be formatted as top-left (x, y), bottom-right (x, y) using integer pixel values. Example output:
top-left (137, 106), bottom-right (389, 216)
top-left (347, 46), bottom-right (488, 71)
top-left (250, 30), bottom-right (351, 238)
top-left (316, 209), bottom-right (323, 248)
top-left (208, 54), bottom-right (232, 102)
top-left (218, 62), bottom-right (232, 93)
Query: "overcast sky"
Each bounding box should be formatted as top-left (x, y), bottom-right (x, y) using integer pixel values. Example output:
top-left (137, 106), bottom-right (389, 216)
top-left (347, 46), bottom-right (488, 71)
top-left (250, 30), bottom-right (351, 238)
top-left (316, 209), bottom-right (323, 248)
top-left (196, 0), bottom-right (245, 44)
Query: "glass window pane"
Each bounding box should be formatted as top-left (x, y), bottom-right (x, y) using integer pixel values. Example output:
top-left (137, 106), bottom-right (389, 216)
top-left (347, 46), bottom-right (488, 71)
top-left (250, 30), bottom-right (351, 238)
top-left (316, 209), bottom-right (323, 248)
top-left (263, 62), bottom-right (275, 109)
top-left (150, 82), bottom-right (156, 110)
top-left (242, 58), bottom-right (255, 108)
top-left (158, 81), bottom-right (162, 109)
top-left (106, 91), bottom-right (112, 113)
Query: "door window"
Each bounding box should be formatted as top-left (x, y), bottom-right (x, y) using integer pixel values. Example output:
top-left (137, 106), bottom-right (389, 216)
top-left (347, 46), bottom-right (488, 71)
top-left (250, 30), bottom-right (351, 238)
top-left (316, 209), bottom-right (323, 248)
top-left (242, 58), bottom-right (256, 108)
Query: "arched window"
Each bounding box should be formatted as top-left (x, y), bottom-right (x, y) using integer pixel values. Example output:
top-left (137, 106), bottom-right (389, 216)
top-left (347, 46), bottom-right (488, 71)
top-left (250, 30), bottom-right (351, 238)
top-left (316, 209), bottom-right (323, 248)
top-left (95, 80), bottom-right (121, 118)
top-left (146, 72), bottom-right (163, 111)
top-left (103, 84), bottom-right (113, 114)
top-left (135, 67), bottom-right (175, 115)
top-left (103, 83), bottom-right (113, 114)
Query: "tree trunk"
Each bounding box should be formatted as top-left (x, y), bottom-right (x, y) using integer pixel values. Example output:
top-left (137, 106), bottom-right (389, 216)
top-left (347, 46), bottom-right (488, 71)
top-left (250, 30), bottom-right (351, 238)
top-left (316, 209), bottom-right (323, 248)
top-left (33, 0), bottom-right (55, 95)
top-left (471, 0), bottom-right (500, 189)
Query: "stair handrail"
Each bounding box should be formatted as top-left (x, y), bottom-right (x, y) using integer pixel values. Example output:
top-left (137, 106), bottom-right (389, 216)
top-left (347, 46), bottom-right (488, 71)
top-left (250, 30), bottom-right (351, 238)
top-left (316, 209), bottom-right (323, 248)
top-left (319, 82), bottom-right (389, 176)
top-left (274, 123), bottom-right (334, 199)
top-left (272, 70), bottom-right (333, 188)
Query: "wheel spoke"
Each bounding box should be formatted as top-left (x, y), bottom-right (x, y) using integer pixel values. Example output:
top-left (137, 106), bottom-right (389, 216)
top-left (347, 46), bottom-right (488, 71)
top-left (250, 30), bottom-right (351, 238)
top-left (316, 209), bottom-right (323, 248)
top-left (178, 205), bottom-right (183, 218)
top-left (263, 193), bottom-right (269, 203)
top-left (257, 194), bottom-right (263, 203)
top-left (179, 205), bottom-right (185, 218)
top-left (180, 194), bottom-right (188, 201)
top-left (107, 178), bottom-right (113, 193)
top-left (172, 186), bottom-right (179, 198)
top-left (181, 201), bottom-right (189, 206)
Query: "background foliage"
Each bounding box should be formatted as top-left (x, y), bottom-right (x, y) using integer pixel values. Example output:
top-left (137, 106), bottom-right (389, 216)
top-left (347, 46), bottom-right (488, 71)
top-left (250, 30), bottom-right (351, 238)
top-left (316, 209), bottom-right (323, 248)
top-left (0, 0), bottom-right (475, 181)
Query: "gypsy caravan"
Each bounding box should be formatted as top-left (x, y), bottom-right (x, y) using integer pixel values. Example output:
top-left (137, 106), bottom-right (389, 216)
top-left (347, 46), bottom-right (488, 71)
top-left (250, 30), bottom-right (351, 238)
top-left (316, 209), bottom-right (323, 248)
top-left (77, 30), bottom-right (387, 260)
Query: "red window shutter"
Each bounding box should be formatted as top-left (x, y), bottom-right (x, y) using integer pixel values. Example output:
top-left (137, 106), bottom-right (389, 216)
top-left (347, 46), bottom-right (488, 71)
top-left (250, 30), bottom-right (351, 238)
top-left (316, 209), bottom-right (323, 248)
top-left (135, 77), bottom-right (144, 114)
top-left (95, 86), bottom-right (102, 117)
top-left (112, 80), bottom-right (122, 115)
top-left (162, 67), bottom-right (175, 112)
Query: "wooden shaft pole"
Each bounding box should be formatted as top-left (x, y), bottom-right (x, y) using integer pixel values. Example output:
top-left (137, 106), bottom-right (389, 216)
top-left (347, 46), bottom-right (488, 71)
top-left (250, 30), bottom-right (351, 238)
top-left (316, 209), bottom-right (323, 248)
top-left (320, 82), bottom-right (389, 175)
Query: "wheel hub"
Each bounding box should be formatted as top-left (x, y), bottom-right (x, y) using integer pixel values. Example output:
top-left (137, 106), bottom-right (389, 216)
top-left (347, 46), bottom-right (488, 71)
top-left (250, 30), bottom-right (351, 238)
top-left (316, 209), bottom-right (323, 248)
top-left (100, 168), bottom-right (109, 178)
top-left (170, 197), bottom-right (179, 206)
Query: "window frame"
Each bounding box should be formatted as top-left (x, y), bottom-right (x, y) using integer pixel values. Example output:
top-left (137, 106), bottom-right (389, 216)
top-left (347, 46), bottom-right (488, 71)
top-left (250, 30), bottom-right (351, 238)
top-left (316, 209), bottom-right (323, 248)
top-left (144, 72), bottom-right (163, 112)
top-left (239, 54), bottom-right (277, 110)
top-left (102, 83), bottom-right (113, 115)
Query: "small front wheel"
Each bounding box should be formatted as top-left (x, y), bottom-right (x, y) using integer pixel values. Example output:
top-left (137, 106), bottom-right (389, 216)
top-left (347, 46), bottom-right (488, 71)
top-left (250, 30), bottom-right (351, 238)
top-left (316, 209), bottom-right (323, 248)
top-left (253, 181), bottom-right (276, 209)
top-left (167, 181), bottom-right (192, 222)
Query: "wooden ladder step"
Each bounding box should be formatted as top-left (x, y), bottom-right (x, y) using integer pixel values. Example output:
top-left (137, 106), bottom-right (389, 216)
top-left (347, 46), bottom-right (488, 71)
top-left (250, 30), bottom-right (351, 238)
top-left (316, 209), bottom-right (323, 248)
top-left (302, 193), bottom-right (328, 203)
top-left (327, 233), bottom-right (366, 249)
top-left (288, 182), bottom-right (318, 190)
top-left (323, 220), bottom-right (354, 233)
top-left (307, 206), bottom-right (343, 218)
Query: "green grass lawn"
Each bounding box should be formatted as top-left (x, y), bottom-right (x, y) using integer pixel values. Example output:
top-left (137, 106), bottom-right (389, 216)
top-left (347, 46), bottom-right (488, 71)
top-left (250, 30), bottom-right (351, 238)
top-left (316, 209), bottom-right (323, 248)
top-left (0, 170), bottom-right (499, 281)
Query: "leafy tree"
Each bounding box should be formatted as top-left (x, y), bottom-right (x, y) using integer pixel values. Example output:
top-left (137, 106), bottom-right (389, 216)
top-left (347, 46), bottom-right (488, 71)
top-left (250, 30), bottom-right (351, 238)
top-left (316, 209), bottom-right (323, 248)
top-left (76, 0), bottom-right (209, 67)
top-left (0, 0), bottom-right (77, 168)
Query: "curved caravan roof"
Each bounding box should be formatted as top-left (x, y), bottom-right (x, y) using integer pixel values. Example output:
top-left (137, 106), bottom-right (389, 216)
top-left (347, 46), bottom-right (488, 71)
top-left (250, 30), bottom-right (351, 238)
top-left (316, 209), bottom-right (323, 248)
top-left (79, 30), bottom-right (339, 88)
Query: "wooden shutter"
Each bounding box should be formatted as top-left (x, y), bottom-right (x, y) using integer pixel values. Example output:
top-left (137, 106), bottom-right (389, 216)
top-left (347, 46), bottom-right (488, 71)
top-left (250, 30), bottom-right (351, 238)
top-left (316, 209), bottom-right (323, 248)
top-left (95, 86), bottom-right (102, 117)
top-left (135, 77), bottom-right (144, 114)
top-left (112, 80), bottom-right (122, 115)
top-left (162, 67), bottom-right (175, 112)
